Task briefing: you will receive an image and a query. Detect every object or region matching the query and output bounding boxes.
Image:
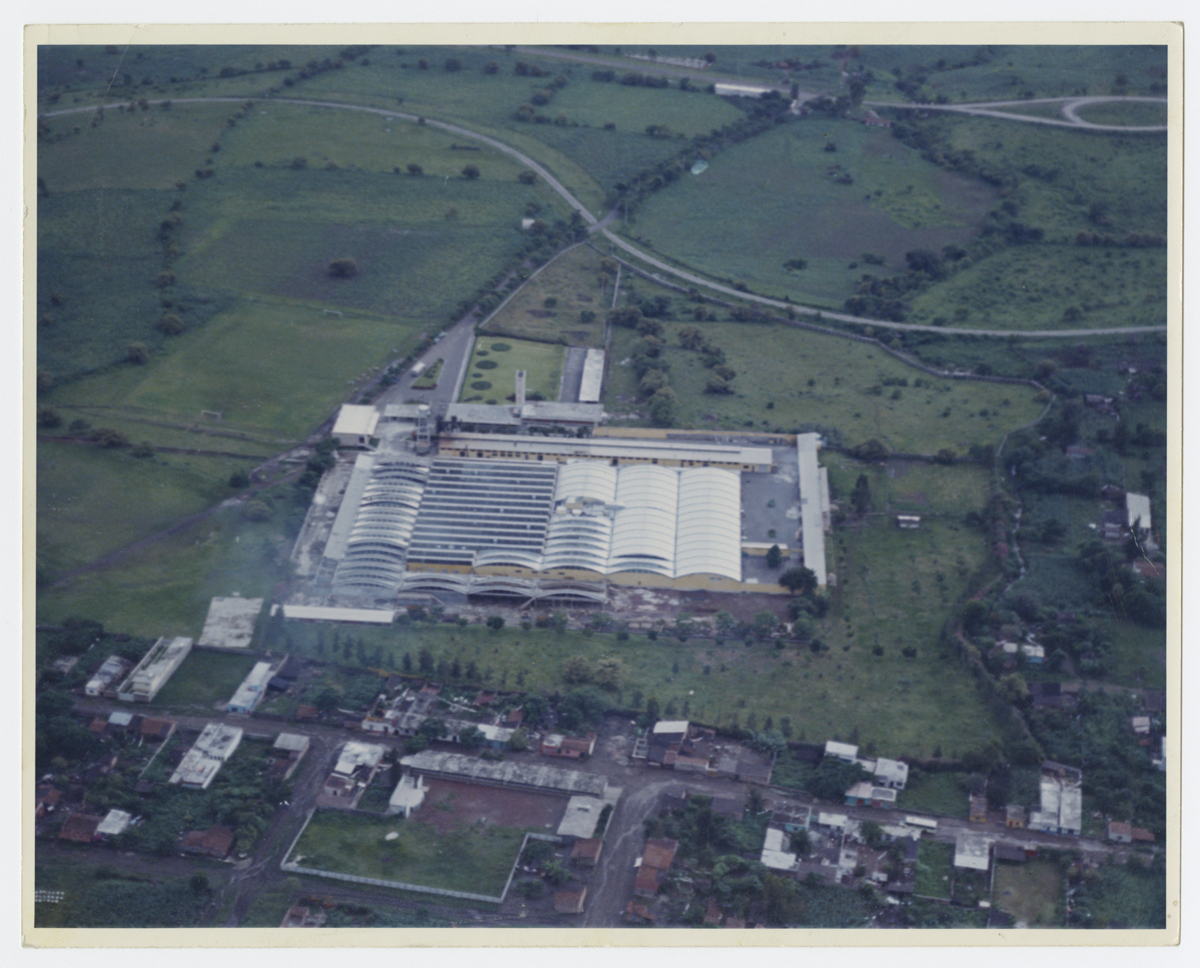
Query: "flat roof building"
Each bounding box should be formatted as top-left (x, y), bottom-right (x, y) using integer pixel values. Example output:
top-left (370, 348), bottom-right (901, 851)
top-left (1126, 492), bottom-right (1152, 532)
top-left (401, 750), bottom-right (609, 798)
top-left (117, 636), bottom-right (192, 703)
top-left (280, 604), bottom-right (396, 624)
top-left (954, 833), bottom-right (992, 871)
top-left (557, 795), bottom-right (608, 839)
top-left (825, 740), bottom-right (859, 763)
top-left (96, 809), bottom-right (133, 838)
top-left (577, 349), bottom-right (606, 404)
top-left (228, 661), bottom-right (274, 715)
top-left (333, 404), bottom-right (380, 448)
top-left (797, 433), bottom-right (829, 586)
top-left (170, 724), bottom-right (244, 790)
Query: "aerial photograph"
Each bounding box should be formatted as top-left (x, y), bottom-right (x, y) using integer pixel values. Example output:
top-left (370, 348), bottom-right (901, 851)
top-left (28, 30), bottom-right (1177, 941)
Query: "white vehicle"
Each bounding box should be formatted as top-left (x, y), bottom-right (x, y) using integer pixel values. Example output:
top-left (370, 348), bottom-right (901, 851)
top-left (905, 815), bottom-right (938, 833)
top-left (410, 361), bottom-right (428, 378)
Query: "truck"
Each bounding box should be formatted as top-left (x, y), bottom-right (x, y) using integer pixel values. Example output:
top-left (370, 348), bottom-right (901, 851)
top-left (409, 361), bottom-right (428, 378)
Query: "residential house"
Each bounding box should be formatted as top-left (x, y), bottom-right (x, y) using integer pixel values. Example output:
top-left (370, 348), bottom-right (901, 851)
top-left (969, 794), bottom-right (989, 824)
top-left (954, 832), bottom-right (991, 872)
top-left (169, 723), bottom-right (244, 790)
top-left (269, 732), bottom-right (311, 781)
top-left (1005, 805), bottom-right (1027, 829)
top-left (634, 838), bottom-right (678, 898)
top-left (95, 809), bottom-right (132, 839)
top-left (646, 720), bottom-right (689, 767)
top-left (85, 655), bottom-right (133, 698)
top-left (321, 741), bottom-right (385, 808)
top-left (1107, 821), bottom-right (1134, 844)
top-left (116, 636), bottom-right (193, 703)
top-left (844, 781), bottom-right (897, 810)
top-left (542, 733), bottom-right (597, 759)
top-left (58, 813), bottom-right (102, 843)
top-left (824, 740), bottom-right (859, 763)
top-left (180, 826), bottom-right (236, 859)
top-left (386, 774), bottom-right (427, 818)
top-left (1029, 763), bottom-right (1083, 836)
top-left (139, 717), bottom-right (175, 743)
top-left (553, 886), bottom-right (587, 914)
top-left (570, 838), bottom-right (603, 867)
top-left (993, 843), bottom-right (1027, 864)
top-left (227, 661), bottom-right (275, 715)
top-left (872, 757), bottom-right (909, 790)
top-left (760, 826), bottom-right (798, 871)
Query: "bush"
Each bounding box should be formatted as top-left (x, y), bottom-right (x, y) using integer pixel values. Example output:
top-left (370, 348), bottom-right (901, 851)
top-left (329, 257), bottom-right (357, 278)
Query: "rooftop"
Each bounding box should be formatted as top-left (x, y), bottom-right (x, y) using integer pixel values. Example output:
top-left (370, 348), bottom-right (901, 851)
top-left (333, 404), bottom-right (380, 438)
top-left (401, 750), bottom-right (608, 797)
top-left (556, 795), bottom-right (607, 839)
top-left (197, 597), bottom-right (264, 649)
top-left (954, 833), bottom-right (992, 871)
top-left (193, 722), bottom-right (244, 760)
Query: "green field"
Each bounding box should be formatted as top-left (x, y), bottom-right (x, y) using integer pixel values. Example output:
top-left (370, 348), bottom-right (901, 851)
top-left (896, 771), bottom-right (970, 818)
top-left (625, 118), bottom-right (996, 308)
top-left (993, 859), bottom-right (1064, 926)
top-left (37, 498), bottom-right (295, 637)
top-left (151, 648), bottom-right (259, 710)
top-left (1073, 100), bottom-right (1169, 127)
top-left (480, 244), bottom-right (610, 347)
top-left (460, 336), bottom-right (564, 404)
top-left (34, 859), bottom-right (225, 929)
top-left (914, 840), bottom-right (954, 899)
top-left (605, 315), bottom-right (1042, 454)
top-left (288, 808), bottom-right (526, 899)
top-left (36, 441), bottom-right (235, 580)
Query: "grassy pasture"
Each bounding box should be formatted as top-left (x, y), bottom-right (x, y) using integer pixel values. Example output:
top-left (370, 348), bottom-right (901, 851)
top-left (36, 500), bottom-right (294, 637)
top-left (907, 245), bottom-right (1167, 331)
top-left (626, 117), bottom-right (996, 307)
top-left (39, 102), bottom-right (232, 192)
top-left (33, 860), bottom-right (224, 929)
top-left (480, 244), bottom-right (609, 347)
top-left (36, 442), bottom-right (232, 580)
top-left (1074, 100), bottom-right (1168, 127)
top-left (605, 315), bottom-right (1042, 454)
top-left (151, 648), bottom-right (260, 710)
top-left (914, 840), bottom-right (954, 899)
top-left (896, 771), bottom-right (969, 818)
top-left (288, 809), bottom-right (524, 899)
top-left (993, 859), bottom-right (1064, 926)
top-left (460, 337), bottom-right (564, 403)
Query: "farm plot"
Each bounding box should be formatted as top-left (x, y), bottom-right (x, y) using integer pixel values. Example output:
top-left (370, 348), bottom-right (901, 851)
top-left (625, 118), bottom-right (996, 308)
top-left (993, 859), bottom-right (1065, 927)
top-left (605, 315), bottom-right (1043, 455)
top-left (287, 807), bottom-right (531, 899)
top-left (460, 337), bottom-right (564, 404)
top-left (480, 244), bottom-right (610, 347)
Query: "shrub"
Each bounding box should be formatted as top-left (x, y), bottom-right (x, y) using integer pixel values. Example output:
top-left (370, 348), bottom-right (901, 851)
top-left (328, 257), bottom-right (357, 278)
top-left (157, 313), bottom-right (185, 335)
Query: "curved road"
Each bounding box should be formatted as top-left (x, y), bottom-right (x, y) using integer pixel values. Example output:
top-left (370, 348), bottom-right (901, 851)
top-left (866, 94), bottom-right (1168, 133)
top-left (41, 96), bottom-right (1166, 341)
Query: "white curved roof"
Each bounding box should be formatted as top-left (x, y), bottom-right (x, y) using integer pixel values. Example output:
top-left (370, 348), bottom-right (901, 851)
top-left (675, 468), bottom-right (742, 579)
top-left (555, 460), bottom-right (618, 505)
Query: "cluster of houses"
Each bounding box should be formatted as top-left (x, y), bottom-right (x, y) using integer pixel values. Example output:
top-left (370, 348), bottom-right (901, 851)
top-left (360, 681), bottom-right (516, 750)
top-left (319, 740), bottom-right (386, 809)
top-left (634, 720), bottom-right (774, 785)
top-left (823, 739), bottom-right (910, 810)
top-left (968, 760), bottom-right (1084, 837)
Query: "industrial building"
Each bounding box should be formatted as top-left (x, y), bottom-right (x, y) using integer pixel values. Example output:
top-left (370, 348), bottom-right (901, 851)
top-left (169, 723), bottom-right (244, 790)
top-left (305, 431), bottom-right (829, 602)
top-left (116, 636), bottom-right (192, 703)
top-left (400, 750), bottom-right (612, 798)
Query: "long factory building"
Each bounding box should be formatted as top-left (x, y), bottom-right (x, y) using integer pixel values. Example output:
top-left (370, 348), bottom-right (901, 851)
top-left (317, 432), bottom-right (827, 602)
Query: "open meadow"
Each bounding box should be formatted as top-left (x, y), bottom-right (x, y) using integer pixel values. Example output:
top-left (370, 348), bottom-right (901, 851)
top-left (624, 117), bottom-right (997, 308)
top-left (993, 859), bottom-right (1065, 927)
top-left (605, 313), bottom-right (1043, 454)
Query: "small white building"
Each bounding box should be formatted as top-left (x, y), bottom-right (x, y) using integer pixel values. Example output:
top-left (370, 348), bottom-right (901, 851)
top-left (228, 661), bottom-right (274, 715)
top-left (760, 826), bottom-right (798, 871)
top-left (333, 404), bottom-right (380, 448)
top-left (334, 741), bottom-right (386, 777)
top-left (194, 722), bottom-right (244, 761)
top-left (387, 774), bottom-right (427, 818)
top-left (714, 81), bottom-right (776, 99)
top-left (1126, 492), bottom-right (1152, 533)
top-left (117, 636), bottom-right (193, 703)
top-left (170, 723), bottom-right (244, 790)
top-left (825, 740), bottom-right (859, 763)
top-left (954, 832), bottom-right (992, 871)
top-left (96, 809), bottom-right (133, 838)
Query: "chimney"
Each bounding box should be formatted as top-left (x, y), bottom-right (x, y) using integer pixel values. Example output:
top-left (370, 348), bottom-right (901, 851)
top-left (515, 369), bottom-right (526, 411)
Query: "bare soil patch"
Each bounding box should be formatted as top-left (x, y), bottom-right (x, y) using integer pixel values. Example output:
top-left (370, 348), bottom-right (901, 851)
top-left (414, 778), bottom-right (567, 835)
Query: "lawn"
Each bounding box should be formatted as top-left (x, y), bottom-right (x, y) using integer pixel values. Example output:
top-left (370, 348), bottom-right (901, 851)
top-left (151, 648), bottom-right (259, 710)
top-left (480, 244), bottom-right (610, 348)
top-left (914, 840), bottom-right (954, 899)
top-left (624, 117), bottom-right (997, 308)
top-left (993, 859), bottom-right (1065, 926)
top-left (1071, 100), bottom-right (1169, 127)
top-left (460, 336), bottom-right (565, 404)
top-left (605, 314), bottom-right (1043, 454)
top-left (288, 808), bottom-right (525, 899)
